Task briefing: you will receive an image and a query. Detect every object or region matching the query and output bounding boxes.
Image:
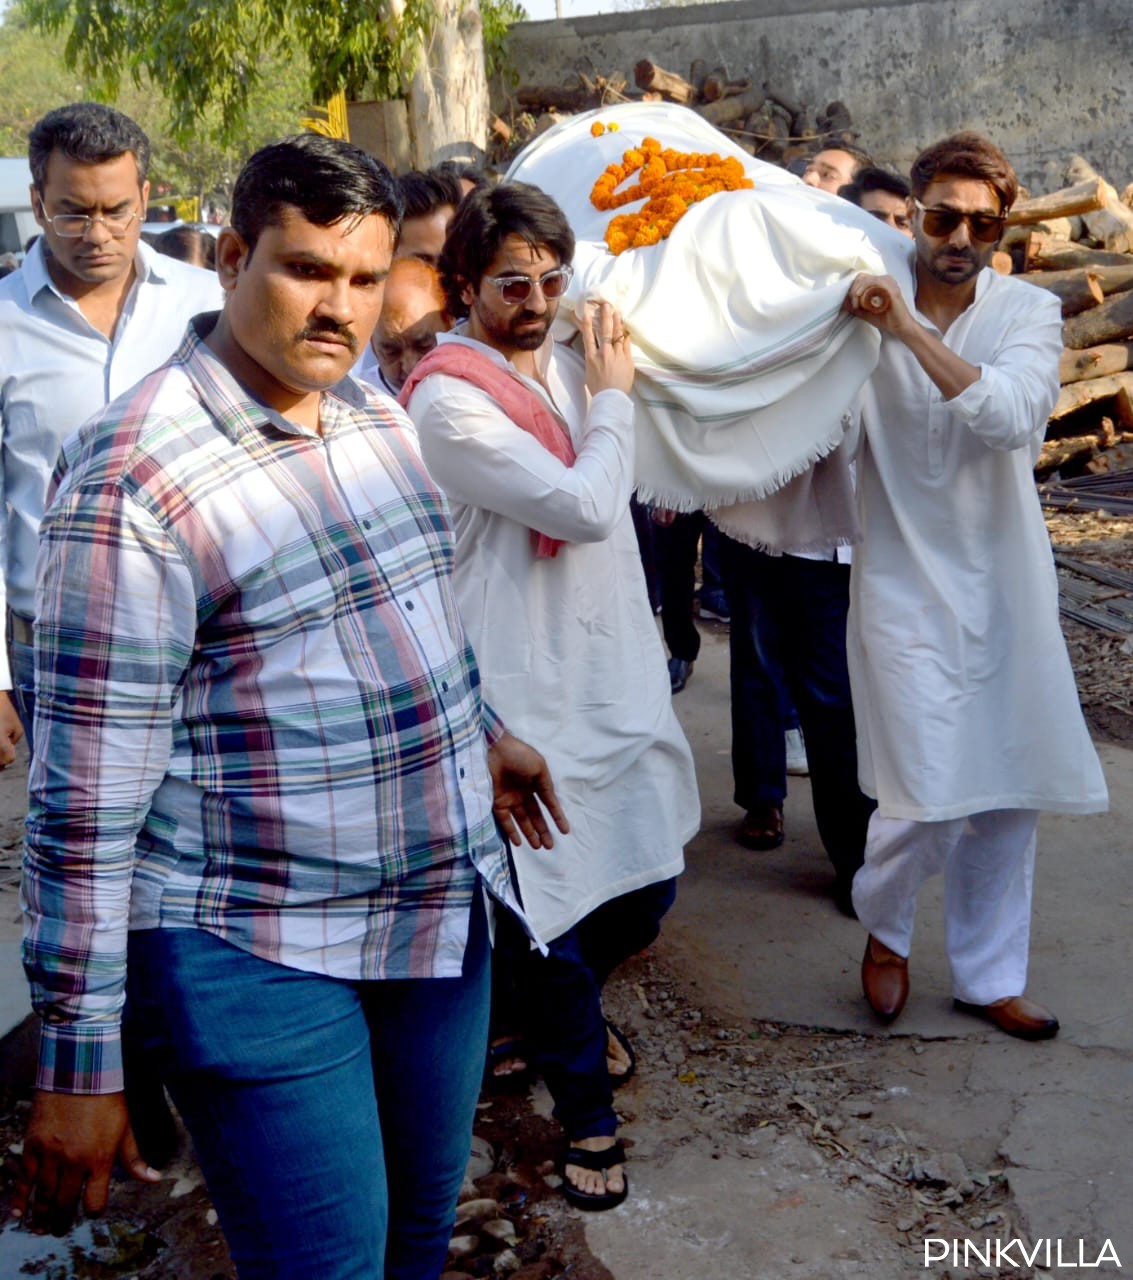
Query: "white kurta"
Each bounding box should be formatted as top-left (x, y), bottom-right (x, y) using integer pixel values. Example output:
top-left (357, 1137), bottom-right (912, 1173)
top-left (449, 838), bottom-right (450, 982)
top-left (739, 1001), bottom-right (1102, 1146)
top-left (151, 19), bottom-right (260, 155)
top-left (406, 332), bottom-right (699, 941)
top-left (849, 265), bottom-right (1108, 822)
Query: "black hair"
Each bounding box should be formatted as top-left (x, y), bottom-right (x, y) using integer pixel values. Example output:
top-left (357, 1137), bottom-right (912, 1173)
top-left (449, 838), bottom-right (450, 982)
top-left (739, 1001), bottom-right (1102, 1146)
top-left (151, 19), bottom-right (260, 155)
top-left (434, 160), bottom-right (493, 193)
top-left (840, 167), bottom-right (911, 206)
top-left (155, 226), bottom-right (217, 270)
top-left (230, 134), bottom-right (403, 254)
top-left (398, 168), bottom-right (465, 220)
top-left (439, 181), bottom-right (575, 318)
top-left (28, 102), bottom-right (150, 192)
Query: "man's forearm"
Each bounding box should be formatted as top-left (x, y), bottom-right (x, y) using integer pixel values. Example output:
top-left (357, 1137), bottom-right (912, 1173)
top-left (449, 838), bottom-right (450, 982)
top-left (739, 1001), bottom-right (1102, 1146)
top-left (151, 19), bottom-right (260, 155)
top-left (895, 320), bottom-right (982, 402)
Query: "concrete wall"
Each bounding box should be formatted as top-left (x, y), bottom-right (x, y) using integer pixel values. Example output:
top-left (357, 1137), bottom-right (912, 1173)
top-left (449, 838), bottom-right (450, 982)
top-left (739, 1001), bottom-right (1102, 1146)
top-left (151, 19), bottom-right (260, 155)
top-left (501, 0), bottom-right (1132, 193)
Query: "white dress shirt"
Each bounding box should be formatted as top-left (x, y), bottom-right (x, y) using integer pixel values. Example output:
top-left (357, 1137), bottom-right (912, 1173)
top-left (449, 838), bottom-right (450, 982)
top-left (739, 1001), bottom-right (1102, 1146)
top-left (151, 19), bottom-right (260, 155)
top-left (406, 330), bottom-right (699, 941)
top-left (351, 343), bottom-right (399, 396)
top-left (0, 238), bottom-right (222, 685)
top-left (849, 267), bottom-right (1108, 821)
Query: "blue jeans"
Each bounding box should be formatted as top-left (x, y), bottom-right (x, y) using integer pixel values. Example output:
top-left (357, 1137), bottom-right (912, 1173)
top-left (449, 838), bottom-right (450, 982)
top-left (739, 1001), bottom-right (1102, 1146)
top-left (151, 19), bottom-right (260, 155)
top-left (719, 537), bottom-right (874, 884)
top-left (6, 618), bottom-right (35, 752)
top-left (126, 899), bottom-right (490, 1280)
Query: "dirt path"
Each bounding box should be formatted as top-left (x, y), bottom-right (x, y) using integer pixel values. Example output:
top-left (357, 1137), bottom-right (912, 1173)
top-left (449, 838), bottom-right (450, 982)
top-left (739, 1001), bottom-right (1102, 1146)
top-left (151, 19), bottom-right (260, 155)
top-left (0, 508), bottom-right (1128, 1278)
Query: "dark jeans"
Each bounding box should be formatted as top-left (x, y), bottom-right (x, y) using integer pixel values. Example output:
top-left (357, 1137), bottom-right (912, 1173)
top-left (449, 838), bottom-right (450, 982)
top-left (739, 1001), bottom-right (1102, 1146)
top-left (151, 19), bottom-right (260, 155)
top-left (700, 523), bottom-right (725, 597)
top-left (126, 900), bottom-right (491, 1280)
top-left (629, 495), bottom-right (662, 613)
top-left (6, 616), bottom-right (35, 750)
top-left (719, 536), bottom-right (874, 884)
top-left (655, 511), bottom-right (706, 662)
top-left (499, 878), bottom-right (676, 1139)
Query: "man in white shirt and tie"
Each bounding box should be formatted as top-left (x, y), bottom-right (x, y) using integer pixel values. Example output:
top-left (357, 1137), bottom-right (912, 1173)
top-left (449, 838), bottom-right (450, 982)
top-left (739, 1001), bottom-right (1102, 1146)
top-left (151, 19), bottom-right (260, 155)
top-left (0, 101), bottom-right (221, 763)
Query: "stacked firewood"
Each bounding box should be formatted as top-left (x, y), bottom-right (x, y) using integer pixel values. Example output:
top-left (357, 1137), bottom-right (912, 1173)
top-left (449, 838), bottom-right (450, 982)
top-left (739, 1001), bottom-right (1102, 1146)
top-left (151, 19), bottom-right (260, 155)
top-left (497, 59), bottom-right (859, 166)
top-left (1000, 156), bottom-right (1133, 479)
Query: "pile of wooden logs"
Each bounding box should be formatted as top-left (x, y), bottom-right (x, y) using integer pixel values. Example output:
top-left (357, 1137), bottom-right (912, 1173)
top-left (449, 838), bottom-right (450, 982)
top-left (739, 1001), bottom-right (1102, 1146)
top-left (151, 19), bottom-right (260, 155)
top-left (502, 59), bottom-right (859, 164)
top-left (1010, 157), bottom-right (1133, 478)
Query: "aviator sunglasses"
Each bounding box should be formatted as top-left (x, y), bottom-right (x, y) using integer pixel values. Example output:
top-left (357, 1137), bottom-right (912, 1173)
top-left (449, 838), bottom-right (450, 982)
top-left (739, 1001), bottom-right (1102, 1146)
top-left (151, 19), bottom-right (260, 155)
top-left (483, 265), bottom-right (574, 306)
top-left (913, 200), bottom-right (1006, 244)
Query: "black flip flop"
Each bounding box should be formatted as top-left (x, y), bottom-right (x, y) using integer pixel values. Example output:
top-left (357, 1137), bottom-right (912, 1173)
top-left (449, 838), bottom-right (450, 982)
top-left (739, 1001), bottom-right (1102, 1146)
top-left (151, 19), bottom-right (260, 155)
top-left (606, 1021), bottom-right (636, 1087)
top-left (561, 1140), bottom-right (629, 1211)
top-left (483, 1035), bottom-right (534, 1092)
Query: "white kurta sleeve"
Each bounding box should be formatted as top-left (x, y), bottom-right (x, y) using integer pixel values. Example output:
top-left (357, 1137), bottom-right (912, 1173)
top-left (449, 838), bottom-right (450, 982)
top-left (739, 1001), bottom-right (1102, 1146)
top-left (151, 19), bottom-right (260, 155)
top-left (410, 378), bottom-right (636, 544)
top-left (940, 288), bottom-right (1062, 456)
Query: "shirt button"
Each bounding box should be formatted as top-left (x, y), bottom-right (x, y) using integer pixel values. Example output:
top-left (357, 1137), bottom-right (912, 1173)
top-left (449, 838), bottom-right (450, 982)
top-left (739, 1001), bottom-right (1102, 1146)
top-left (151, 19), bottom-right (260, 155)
top-left (404, 599), bottom-right (415, 611)
top-left (442, 680), bottom-right (449, 692)
top-left (363, 518), bottom-right (373, 530)
top-left (459, 767), bottom-right (465, 778)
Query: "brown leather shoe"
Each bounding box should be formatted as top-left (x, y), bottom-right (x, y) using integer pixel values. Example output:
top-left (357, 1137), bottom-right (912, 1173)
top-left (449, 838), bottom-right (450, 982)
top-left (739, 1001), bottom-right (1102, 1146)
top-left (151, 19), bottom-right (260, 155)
top-left (953, 995), bottom-right (1059, 1041)
top-left (736, 803), bottom-right (784, 851)
top-left (861, 934), bottom-right (909, 1022)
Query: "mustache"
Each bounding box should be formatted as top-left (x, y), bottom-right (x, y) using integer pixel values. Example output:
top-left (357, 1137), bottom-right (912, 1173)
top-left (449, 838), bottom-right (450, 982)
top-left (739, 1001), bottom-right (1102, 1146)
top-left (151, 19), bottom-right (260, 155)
top-left (297, 320), bottom-right (358, 353)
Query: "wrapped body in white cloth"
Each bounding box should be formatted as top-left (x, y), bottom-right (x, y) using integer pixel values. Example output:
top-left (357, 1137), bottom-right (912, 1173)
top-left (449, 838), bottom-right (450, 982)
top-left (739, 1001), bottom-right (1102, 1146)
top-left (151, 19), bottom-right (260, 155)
top-left (507, 102), bottom-right (910, 546)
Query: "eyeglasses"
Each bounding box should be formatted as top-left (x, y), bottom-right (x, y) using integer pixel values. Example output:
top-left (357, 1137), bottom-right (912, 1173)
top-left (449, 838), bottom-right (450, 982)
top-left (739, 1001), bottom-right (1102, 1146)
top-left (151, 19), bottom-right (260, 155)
top-left (913, 200), bottom-right (1006, 244)
top-left (483, 265), bottom-right (573, 306)
top-left (40, 208), bottom-right (140, 238)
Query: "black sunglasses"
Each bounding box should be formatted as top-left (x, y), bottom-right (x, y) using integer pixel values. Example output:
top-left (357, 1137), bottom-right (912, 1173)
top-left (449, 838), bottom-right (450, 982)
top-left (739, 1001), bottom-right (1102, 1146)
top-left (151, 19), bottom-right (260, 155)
top-left (483, 266), bottom-right (574, 306)
top-left (913, 200), bottom-right (1006, 244)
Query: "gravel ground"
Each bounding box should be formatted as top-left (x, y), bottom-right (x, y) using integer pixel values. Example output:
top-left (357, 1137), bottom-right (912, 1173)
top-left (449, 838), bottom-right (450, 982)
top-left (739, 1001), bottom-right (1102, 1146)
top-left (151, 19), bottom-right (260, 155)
top-left (1047, 508), bottom-right (1133, 746)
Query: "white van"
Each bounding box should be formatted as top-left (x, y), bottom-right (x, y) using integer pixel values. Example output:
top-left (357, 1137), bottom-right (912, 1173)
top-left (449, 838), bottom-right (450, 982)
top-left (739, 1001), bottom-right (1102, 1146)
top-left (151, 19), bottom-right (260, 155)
top-left (0, 157), bottom-right (37, 260)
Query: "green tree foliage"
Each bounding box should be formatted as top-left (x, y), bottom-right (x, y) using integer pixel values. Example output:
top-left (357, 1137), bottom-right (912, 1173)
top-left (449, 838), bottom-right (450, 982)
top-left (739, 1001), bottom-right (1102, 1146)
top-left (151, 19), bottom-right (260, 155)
top-left (1, 2), bottom-right (312, 204)
top-left (21, 0), bottom-right (441, 143)
top-left (481, 0), bottom-right (528, 83)
top-left (19, 0), bottom-right (529, 147)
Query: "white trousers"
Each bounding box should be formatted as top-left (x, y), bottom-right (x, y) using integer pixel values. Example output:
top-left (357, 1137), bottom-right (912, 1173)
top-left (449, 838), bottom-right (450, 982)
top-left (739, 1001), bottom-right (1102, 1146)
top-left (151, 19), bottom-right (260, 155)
top-left (851, 808), bottom-right (1038, 1005)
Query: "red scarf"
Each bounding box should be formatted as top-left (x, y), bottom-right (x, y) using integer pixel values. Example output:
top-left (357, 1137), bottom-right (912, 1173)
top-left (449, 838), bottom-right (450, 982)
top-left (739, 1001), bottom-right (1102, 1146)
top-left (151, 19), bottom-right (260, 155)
top-left (400, 343), bottom-right (577, 558)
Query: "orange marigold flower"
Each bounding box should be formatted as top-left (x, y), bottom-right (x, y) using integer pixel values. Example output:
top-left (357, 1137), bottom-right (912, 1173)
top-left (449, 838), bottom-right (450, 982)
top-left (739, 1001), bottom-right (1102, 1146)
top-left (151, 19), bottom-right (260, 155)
top-left (591, 133), bottom-right (757, 254)
top-left (591, 121), bottom-right (606, 137)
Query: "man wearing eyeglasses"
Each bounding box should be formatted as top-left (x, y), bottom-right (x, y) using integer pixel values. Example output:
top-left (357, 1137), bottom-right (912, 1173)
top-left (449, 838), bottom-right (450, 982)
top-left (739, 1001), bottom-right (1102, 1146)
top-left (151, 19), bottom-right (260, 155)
top-left (842, 132), bottom-right (1107, 1039)
top-left (0, 102), bottom-right (221, 763)
top-left (402, 181), bottom-right (698, 1211)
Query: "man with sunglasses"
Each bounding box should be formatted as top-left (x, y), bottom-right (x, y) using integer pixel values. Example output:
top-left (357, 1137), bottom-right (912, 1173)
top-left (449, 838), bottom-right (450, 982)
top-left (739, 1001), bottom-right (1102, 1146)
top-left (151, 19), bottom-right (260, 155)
top-left (402, 181), bottom-right (698, 1211)
top-left (843, 132), bottom-right (1107, 1038)
top-left (0, 102), bottom-right (221, 761)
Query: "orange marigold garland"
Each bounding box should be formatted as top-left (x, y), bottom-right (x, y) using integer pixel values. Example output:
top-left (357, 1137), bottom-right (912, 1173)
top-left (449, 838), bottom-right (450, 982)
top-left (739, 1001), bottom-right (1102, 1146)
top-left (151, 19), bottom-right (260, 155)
top-left (589, 135), bottom-right (753, 255)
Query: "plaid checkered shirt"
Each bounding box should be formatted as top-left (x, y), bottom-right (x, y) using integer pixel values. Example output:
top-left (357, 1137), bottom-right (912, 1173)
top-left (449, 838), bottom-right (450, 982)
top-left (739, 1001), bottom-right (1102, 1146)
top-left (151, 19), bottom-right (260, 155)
top-left (22, 315), bottom-right (511, 1094)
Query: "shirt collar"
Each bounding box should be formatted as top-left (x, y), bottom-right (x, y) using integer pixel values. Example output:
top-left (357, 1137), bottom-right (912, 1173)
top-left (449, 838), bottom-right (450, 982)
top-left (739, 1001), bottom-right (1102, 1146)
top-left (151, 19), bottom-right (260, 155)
top-left (22, 233), bottom-right (164, 303)
top-left (439, 324), bottom-right (556, 378)
top-left (178, 312), bottom-right (369, 441)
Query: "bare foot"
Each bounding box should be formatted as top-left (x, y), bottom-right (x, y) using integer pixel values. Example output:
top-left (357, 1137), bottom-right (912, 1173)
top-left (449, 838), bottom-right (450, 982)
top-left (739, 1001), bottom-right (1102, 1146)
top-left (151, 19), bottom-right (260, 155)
top-left (489, 1036), bottom-right (529, 1079)
top-left (606, 1027), bottom-right (632, 1078)
top-left (565, 1134), bottom-right (625, 1199)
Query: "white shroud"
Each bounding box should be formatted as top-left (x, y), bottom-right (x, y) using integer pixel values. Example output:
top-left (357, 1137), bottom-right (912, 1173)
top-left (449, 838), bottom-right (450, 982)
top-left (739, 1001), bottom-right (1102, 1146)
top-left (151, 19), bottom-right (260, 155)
top-left (507, 102), bottom-right (908, 525)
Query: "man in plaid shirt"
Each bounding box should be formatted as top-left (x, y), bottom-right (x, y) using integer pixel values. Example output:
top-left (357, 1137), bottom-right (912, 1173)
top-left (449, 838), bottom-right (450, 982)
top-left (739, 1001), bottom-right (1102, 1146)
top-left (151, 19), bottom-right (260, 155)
top-left (13, 135), bottom-right (565, 1280)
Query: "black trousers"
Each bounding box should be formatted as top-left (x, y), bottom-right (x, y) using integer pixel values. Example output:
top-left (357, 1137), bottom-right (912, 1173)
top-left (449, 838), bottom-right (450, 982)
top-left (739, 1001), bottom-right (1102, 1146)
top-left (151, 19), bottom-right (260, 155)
top-left (719, 535), bottom-right (875, 885)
